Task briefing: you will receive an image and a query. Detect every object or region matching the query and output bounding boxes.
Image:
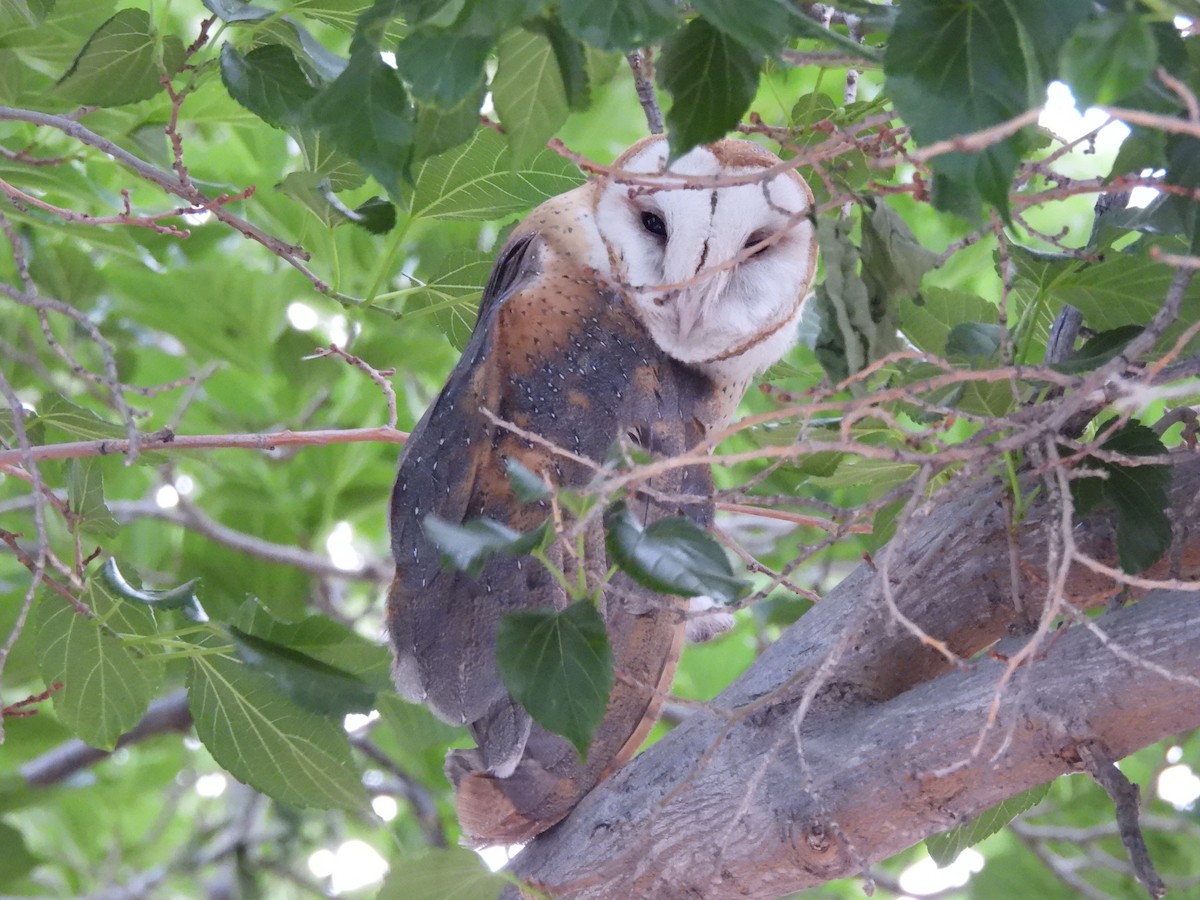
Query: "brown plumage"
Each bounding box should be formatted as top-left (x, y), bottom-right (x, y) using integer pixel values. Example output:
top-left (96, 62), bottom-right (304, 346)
top-left (387, 136), bottom-right (817, 842)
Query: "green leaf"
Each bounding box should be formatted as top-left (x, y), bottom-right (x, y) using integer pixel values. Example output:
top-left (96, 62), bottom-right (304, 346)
top-left (35, 393), bottom-right (124, 441)
top-left (559, 0), bottom-right (679, 51)
top-left (860, 198), bottom-right (938, 305)
top-left (885, 0), bottom-right (1092, 219)
top-left (227, 625), bottom-right (379, 716)
top-left (187, 635), bottom-right (367, 811)
top-left (100, 558), bottom-right (207, 623)
top-left (0, 820), bottom-right (40, 883)
top-left (495, 600), bottom-right (613, 757)
top-left (658, 18), bottom-right (761, 156)
top-left (378, 847), bottom-right (506, 900)
top-left (56, 9), bottom-right (184, 107)
top-left (219, 43), bottom-right (317, 130)
top-left (34, 595), bottom-right (153, 750)
top-left (394, 28), bottom-right (491, 109)
top-left (405, 249), bottom-right (492, 348)
top-left (203, 0), bottom-right (347, 82)
top-left (411, 127), bottom-right (584, 220)
top-left (528, 15), bottom-right (590, 110)
top-left (414, 89), bottom-right (485, 162)
top-left (926, 782), bottom-right (1052, 866)
top-left (945, 322), bottom-right (1001, 363)
top-left (493, 28), bottom-right (570, 163)
top-left (375, 693), bottom-right (465, 785)
top-left (506, 457), bottom-right (551, 502)
top-left (604, 504), bottom-right (750, 605)
top-left (308, 50), bottom-right (415, 195)
top-left (67, 458), bottom-right (119, 538)
top-left (1060, 12), bottom-right (1156, 108)
top-left (1051, 325), bottom-right (1144, 374)
top-left (1070, 420), bottom-right (1172, 574)
top-left (899, 288), bottom-right (997, 356)
top-left (422, 514), bottom-right (552, 577)
top-left (691, 0), bottom-right (797, 56)
top-left (0, 0), bottom-right (54, 27)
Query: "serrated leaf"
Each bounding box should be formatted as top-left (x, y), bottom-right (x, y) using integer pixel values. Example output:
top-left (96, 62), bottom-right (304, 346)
top-left (495, 601), bottom-right (613, 757)
top-left (203, 0), bottom-right (347, 81)
top-left (34, 595), bottom-right (153, 750)
top-left (493, 28), bottom-right (569, 163)
top-left (68, 458), bottom-right (119, 538)
top-left (559, 0), bottom-right (679, 51)
top-left (35, 393), bottom-right (125, 441)
top-left (309, 50), bottom-right (415, 195)
top-left (378, 847), bottom-right (506, 900)
top-left (927, 782), bottom-right (1051, 866)
top-left (423, 514), bottom-right (552, 577)
top-left (885, 0), bottom-right (1092, 219)
top-left (187, 635), bottom-right (367, 810)
top-left (411, 127), bottom-right (584, 220)
top-left (413, 89), bottom-right (485, 162)
top-left (692, 0), bottom-right (797, 56)
top-left (1060, 12), bottom-right (1156, 108)
top-left (405, 249), bottom-right (492, 349)
top-left (945, 322), bottom-right (1001, 363)
top-left (1070, 420), bottom-right (1172, 573)
top-left (604, 504), bottom-right (749, 605)
top-left (506, 457), bottom-right (551, 502)
top-left (101, 558), bottom-right (207, 623)
top-left (659, 18), bottom-right (761, 156)
top-left (394, 28), bottom-right (491, 109)
top-left (899, 288), bottom-right (997, 356)
top-left (56, 9), bottom-right (184, 107)
top-left (860, 198), bottom-right (938, 304)
top-left (228, 626), bottom-right (379, 716)
top-left (219, 43), bottom-right (317, 130)
top-left (1051, 325), bottom-right (1144, 374)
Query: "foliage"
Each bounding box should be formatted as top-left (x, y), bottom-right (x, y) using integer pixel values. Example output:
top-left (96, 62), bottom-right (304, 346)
top-left (1, 0), bottom-right (1199, 898)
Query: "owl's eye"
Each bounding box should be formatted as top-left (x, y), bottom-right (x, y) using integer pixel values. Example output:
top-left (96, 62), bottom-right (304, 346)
top-left (641, 211), bottom-right (668, 238)
top-left (744, 230), bottom-right (770, 256)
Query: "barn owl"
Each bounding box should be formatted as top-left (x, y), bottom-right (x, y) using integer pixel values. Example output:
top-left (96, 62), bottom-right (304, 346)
top-left (387, 135), bottom-right (817, 843)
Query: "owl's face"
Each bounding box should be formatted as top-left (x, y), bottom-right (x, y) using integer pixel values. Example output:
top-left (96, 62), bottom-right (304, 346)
top-left (593, 136), bottom-right (817, 384)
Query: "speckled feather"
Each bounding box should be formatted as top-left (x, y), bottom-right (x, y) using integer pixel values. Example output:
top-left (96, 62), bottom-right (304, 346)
top-left (386, 190), bottom-right (723, 840)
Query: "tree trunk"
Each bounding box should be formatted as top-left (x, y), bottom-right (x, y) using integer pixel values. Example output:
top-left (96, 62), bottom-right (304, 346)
top-left (505, 456), bottom-right (1200, 898)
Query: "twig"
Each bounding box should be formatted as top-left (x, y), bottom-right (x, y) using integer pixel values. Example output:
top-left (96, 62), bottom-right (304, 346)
top-left (306, 344), bottom-right (399, 430)
top-left (0, 425), bottom-right (408, 466)
top-left (626, 50), bottom-right (664, 135)
top-left (1078, 742), bottom-right (1167, 899)
top-left (0, 106), bottom-right (331, 293)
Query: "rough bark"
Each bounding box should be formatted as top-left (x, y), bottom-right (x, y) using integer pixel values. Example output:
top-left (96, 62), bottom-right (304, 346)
top-left (506, 455), bottom-right (1200, 898)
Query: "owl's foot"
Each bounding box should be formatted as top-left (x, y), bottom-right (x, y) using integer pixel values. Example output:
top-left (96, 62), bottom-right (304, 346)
top-left (685, 595), bottom-right (735, 642)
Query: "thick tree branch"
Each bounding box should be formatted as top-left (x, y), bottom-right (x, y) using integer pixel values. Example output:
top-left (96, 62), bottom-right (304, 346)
top-left (507, 457), bottom-right (1200, 898)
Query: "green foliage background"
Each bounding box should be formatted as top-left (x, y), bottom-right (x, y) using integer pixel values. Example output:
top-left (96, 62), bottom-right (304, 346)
top-left (1, 0), bottom-right (1200, 897)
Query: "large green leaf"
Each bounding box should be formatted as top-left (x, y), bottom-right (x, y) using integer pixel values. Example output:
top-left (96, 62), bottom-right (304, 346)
top-left (410, 127), bottom-right (584, 220)
top-left (378, 847), bottom-right (506, 900)
top-left (492, 28), bottom-right (570, 164)
top-left (187, 636), bottom-right (367, 811)
top-left (394, 28), bottom-right (491, 109)
top-left (405, 249), bottom-right (492, 349)
top-left (604, 504), bottom-right (749, 605)
top-left (495, 600), bottom-right (613, 757)
top-left (899, 288), bottom-right (997, 356)
top-left (1059, 11), bottom-right (1156, 108)
top-left (658, 17), bottom-right (761, 156)
top-left (34, 595), bottom-right (154, 750)
top-left (558, 0), bottom-right (679, 51)
top-left (1070, 420), bottom-right (1173, 574)
top-left (691, 0), bottom-right (797, 56)
top-left (885, 0), bottom-right (1091, 219)
top-left (219, 43), bottom-right (317, 130)
top-left (55, 9), bottom-right (184, 107)
top-left (308, 50), bottom-right (415, 195)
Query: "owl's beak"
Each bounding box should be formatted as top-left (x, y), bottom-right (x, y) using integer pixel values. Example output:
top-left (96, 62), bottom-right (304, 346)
top-left (675, 270), bottom-right (729, 341)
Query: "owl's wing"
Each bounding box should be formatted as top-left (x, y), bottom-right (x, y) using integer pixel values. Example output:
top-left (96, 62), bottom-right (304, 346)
top-left (388, 231), bottom-right (556, 772)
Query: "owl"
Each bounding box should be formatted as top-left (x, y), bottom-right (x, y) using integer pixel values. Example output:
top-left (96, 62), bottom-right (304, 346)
top-left (387, 135), bottom-right (817, 843)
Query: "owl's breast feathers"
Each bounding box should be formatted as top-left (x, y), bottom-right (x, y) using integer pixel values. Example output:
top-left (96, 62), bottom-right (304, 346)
top-left (387, 209), bottom-right (722, 842)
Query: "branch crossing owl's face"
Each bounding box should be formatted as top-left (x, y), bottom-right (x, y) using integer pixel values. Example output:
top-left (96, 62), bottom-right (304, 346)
top-left (593, 136), bottom-right (818, 387)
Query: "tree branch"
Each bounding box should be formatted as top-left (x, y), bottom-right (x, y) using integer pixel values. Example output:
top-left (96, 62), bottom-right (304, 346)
top-left (506, 457), bottom-right (1200, 897)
